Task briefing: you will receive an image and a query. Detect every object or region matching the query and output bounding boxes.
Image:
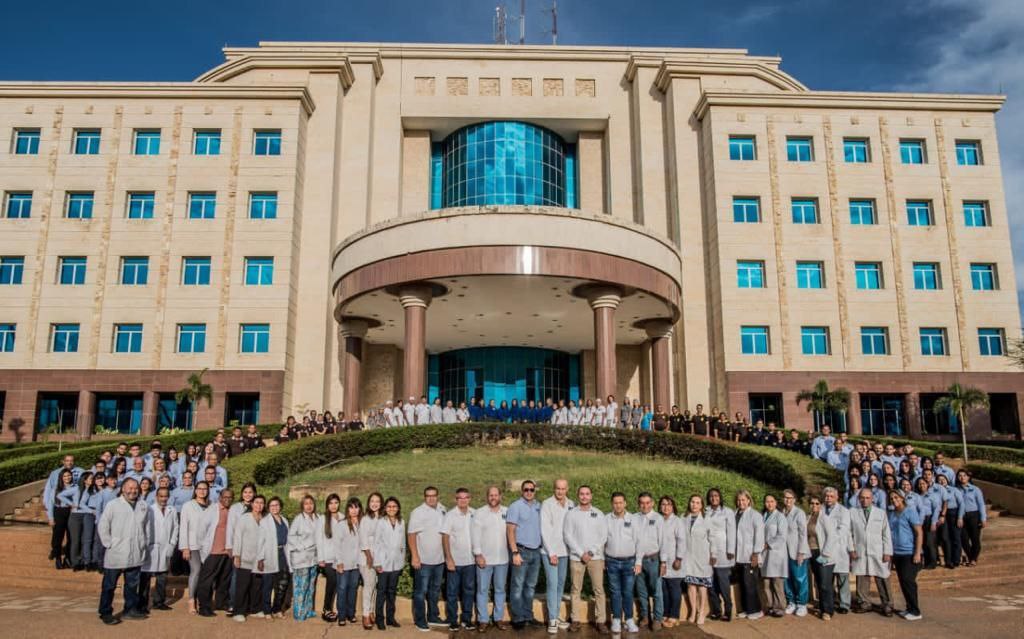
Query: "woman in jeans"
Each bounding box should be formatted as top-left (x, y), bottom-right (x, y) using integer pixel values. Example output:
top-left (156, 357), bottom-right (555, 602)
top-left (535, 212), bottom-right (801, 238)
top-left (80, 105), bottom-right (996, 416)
top-left (333, 498), bottom-right (364, 626)
top-left (373, 497), bottom-right (406, 630)
top-left (259, 496), bottom-right (291, 618)
top-left (316, 494), bottom-right (343, 622)
top-left (68, 471), bottom-right (97, 571)
top-left (807, 496), bottom-right (837, 620)
top-left (733, 490), bottom-right (764, 620)
top-left (658, 496), bottom-right (683, 628)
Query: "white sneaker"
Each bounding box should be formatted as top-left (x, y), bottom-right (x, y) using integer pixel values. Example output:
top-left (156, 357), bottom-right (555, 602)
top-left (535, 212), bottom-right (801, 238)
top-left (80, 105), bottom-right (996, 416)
top-left (548, 621), bottom-right (558, 634)
top-left (557, 618), bottom-right (570, 630)
top-left (625, 619), bottom-right (639, 634)
top-left (784, 604), bottom-right (796, 615)
top-left (251, 612), bottom-right (266, 619)
top-left (233, 615), bottom-right (246, 623)
top-left (795, 606), bottom-right (808, 617)
top-left (610, 619), bottom-right (622, 634)
top-left (747, 612), bottom-right (763, 621)
top-left (904, 613), bottom-right (922, 621)
top-left (736, 612), bottom-right (747, 619)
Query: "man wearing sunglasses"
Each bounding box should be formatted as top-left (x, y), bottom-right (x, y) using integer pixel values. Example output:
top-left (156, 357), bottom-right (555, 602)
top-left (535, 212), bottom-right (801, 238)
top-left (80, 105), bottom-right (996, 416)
top-left (507, 480), bottom-right (544, 630)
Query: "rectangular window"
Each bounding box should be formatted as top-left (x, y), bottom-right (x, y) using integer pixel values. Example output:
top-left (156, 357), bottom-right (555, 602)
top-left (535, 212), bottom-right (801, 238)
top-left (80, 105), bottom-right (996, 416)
top-left (133, 129), bottom-right (161, 155)
top-left (193, 129), bottom-right (222, 156)
top-left (187, 192), bottom-right (216, 219)
top-left (849, 199), bottom-right (876, 225)
top-left (58, 256), bottom-right (86, 285)
top-left (736, 260), bottom-right (765, 289)
top-left (72, 129), bottom-right (101, 155)
top-left (899, 139), bottom-right (926, 164)
top-left (244, 257), bottom-right (274, 286)
top-left (181, 257), bottom-right (211, 286)
top-left (240, 323), bottom-right (270, 353)
top-left (861, 327), bottom-right (890, 355)
top-left (249, 192), bottom-right (278, 219)
top-left (253, 130), bottom-right (281, 156)
top-left (126, 192), bottom-right (155, 219)
top-left (963, 201), bottom-right (989, 227)
top-left (843, 138), bottom-right (870, 163)
top-left (970, 263), bottom-right (997, 290)
top-left (955, 140), bottom-right (981, 166)
top-left (786, 136), bottom-right (813, 162)
top-left (732, 197), bottom-right (760, 223)
top-left (13, 128), bottom-right (40, 155)
top-left (177, 323), bottom-right (206, 353)
top-left (51, 323), bottom-right (80, 353)
top-left (120, 257), bottom-right (149, 286)
top-left (855, 262), bottom-right (883, 290)
top-left (0, 257), bottom-right (24, 285)
top-left (906, 200), bottom-right (933, 226)
top-left (801, 326), bottom-right (831, 355)
top-left (740, 326), bottom-right (770, 355)
top-left (66, 192), bottom-right (95, 219)
top-left (791, 198), bottom-right (819, 224)
top-left (113, 323), bottom-right (143, 353)
top-left (796, 261), bottom-right (824, 289)
top-left (728, 136), bottom-right (756, 161)
top-left (4, 192), bottom-right (32, 219)
top-left (920, 327), bottom-right (947, 356)
top-left (978, 328), bottom-right (1005, 356)
top-left (912, 262), bottom-right (941, 290)
top-left (0, 323), bottom-right (14, 352)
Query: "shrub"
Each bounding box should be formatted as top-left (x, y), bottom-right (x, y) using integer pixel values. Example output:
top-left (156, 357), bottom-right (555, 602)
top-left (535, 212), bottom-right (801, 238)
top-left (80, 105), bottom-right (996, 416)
top-left (967, 462), bottom-right (1024, 490)
top-left (860, 436), bottom-right (1024, 466)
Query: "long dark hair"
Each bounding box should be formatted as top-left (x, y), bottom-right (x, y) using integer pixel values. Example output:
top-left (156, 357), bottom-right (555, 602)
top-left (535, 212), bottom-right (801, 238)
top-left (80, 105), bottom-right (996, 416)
top-left (365, 492), bottom-right (384, 519)
top-left (324, 493), bottom-right (341, 539)
top-left (345, 497), bottom-right (364, 533)
top-left (384, 496), bottom-right (402, 522)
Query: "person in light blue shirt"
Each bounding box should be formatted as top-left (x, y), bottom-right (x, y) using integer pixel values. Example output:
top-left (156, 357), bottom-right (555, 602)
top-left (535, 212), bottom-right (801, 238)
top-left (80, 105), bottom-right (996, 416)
top-left (935, 474), bottom-right (963, 569)
top-left (639, 407), bottom-right (653, 431)
top-left (886, 491), bottom-right (923, 620)
top-left (808, 425), bottom-right (835, 461)
top-left (825, 440), bottom-right (849, 472)
top-left (919, 469), bottom-right (946, 569)
top-left (49, 468), bottom-right (77, 569)
top-left (955, 470), bottom-right (986, 566)
top-left (170, 471), bottom-right (196, 511)
top-left (44, 455), bottom-right (84, 522)
top-left (69, 471), bottom-right (98, 570)
top-left (932, 452), bottom-right (955, 484)
top-left (879, 444), bottom-right (903, 471)
top-left (506, 480), bottom-right (543, 628)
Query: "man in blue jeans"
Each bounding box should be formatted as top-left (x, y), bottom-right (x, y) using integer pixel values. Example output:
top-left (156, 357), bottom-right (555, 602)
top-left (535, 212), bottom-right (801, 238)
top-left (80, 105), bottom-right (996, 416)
top-left (507, 479), bottom-right (544, 630)
top-left (633, 492), bottom-right (666, 630)
top-left (408, 486), bottom-right (448, 632)
top-left (96, 478), bottom-right (149, 625)
top-left (540, 478), bottom-right (574, 634)
top-left (441, 487), bottom-right (477, 630)
top-left (605, 492), bottom-right (640, 634)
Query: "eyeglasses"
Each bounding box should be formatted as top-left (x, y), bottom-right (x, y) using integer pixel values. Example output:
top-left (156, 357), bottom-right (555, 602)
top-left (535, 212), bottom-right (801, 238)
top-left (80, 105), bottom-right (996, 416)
top-left (522, 488), bottom-right (536, 493)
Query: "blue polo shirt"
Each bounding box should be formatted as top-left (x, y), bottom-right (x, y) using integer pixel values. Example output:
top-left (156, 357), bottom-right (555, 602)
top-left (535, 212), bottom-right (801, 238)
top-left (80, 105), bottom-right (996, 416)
top-left (888, 506), bottom-right (923, 555)
top-left (506, 497), bottom-right (542, 549)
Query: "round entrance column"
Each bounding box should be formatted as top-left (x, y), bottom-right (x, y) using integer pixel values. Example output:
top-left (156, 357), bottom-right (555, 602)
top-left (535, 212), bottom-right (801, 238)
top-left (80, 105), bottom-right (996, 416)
top-left (584, 286), bottom-right (623, 401)
top-left (398, 285), bottom-right (434, 401)
top-left (640, 320), bottom-right (674, 410)
top-left (340, 318), bottom-right (372, 420)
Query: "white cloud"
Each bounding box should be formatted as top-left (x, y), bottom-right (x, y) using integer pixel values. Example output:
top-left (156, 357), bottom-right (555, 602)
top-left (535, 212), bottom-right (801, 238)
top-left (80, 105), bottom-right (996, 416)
top-left (898, 0), bottom-right (1024, 323)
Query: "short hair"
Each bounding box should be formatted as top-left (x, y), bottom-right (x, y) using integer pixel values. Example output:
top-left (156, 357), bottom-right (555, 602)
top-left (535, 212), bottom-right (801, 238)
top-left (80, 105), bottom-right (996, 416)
top-left (610, 491), bottom-right (626, 501)
top-left (577, 484), bottom-right (592, 494)
top-left (455, 487), bottom-right (470, 496)
top-left (156, 487), bottom-right (170, 497)
top-left (521, 479), bottom-right (536, 489)
top-left (783, 489), bottom-right (797, 500)
top-left (823, 486), bottom-right (838, 497)
top-left (637, 491), bottom-right (653, 501)
top-left (423, 486), bottom-right (439, 496)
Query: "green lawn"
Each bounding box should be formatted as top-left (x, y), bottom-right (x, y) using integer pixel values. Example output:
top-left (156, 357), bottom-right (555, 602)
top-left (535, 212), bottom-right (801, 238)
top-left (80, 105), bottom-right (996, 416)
top-left (261, 444), bottom-right (776, 517)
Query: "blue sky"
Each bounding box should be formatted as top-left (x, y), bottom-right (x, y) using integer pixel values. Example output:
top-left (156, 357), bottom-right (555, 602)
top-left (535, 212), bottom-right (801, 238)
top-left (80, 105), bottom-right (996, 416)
top-left (2, 0), bottom-right (1021, 318)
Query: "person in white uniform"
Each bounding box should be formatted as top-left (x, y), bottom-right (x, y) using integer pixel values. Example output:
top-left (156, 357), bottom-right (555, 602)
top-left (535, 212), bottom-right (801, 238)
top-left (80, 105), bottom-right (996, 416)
top-left (472, 485), bottom-right (510, 631)
top-left (96, 478), bottom-right (149, 625)
top-left (541, 479), bottom-right (574, 634)
top-left (850, 488), bottom-right (893, 616)
top-left (442, 401), bottom-right (458, 425)
top-left (760, 494), bottom-right (789, 617)
top-left (605, 396), bottom-right (619, 427)
top-left (408, 486), bottom-right (447, 630)
top-left (704, 488), bottom-right (736, 621)
top-left (562, 485), bottom-right (609, 634)
top-left (441, 487), bottom-right (476, 630)
top-left (372, 496), bottom-right (407, 629)
top-left (429, 398), bottom-right (444, 425)
top-left (140, 487), bottom-right (178, 613)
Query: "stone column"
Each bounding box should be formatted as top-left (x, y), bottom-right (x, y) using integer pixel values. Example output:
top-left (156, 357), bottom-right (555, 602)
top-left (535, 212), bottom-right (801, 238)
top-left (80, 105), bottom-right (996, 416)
top-left (340, 318), bottom-right (370, 420)
top-left (141, 391), bottom-right (159, 436)
top-left (587, 287), bottom-right (623, 401)
top-left (643, 320), bottom-right (674, 410)
top-left (75, 390), bottom-right (96, 440)
top-left (846, 391), bottom-right (862, 436)
top-left (399, 285), bottom-right (434, 401)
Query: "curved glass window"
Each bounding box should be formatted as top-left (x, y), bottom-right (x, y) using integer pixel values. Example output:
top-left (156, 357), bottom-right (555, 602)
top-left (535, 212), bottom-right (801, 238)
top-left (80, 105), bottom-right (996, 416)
top-left (428, 347), bottom-right (580, 406)
top-left (436, 121), bottom-right (574, 208)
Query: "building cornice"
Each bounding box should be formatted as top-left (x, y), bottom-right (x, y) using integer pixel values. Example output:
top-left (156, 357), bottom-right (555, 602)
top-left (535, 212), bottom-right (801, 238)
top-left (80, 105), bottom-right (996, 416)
top-left (196, 52), bottom-right (356, 88)
top-left (655, 61), bottom-right (807, 92)
top-left (0, 83), bottom-right (316, 114)
top-left (694, 90), bottom-right (1006, 119)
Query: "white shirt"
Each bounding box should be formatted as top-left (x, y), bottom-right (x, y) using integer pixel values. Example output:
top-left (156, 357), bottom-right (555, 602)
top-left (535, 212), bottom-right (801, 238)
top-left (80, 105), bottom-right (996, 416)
top-left (541, 496), bottom-right (575, 558)
top-left (471, 505), bottom-right (509, 566)
top-left (442, 407), bottom-right (458, 424)
top-left (178, 499), bottom-right (206, 552)
top-left (373, 517), bottom-right (407, 572)
top-left (568, 407), bottom-right (582, 425)
top-left (594, 405), bottom-right (607, 425)
top-left (145, 503), bottom-right (179, 573)
top-left (415, 404), bottom-right (431, 425)
top-left (441, 507), bottom-right (475, 566)
top-left (403, 403), bottom-right (416, 425)
top-left (408, 502), bottom-right (447, 565)
top-left (456, 408), bottom-right (470, 423)
top-left (429, 404), bottom-right (443, 424)
top-left (605, 511), bottom-right (641, 565)
top-left (605, 402), bottom-right (618, 426)
top-left (563, 505), bottom-right (608, 561)
top-left (633, 509), bottom-right (667, 559)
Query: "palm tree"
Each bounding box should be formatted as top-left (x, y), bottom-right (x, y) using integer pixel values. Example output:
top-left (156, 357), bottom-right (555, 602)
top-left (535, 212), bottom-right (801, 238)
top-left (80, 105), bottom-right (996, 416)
top-left (932, 383), bottom-right (989, 465)
top-left (795, 379), bottom-right (852, 431)
top-left (175, 368), bottom-right (214, 423)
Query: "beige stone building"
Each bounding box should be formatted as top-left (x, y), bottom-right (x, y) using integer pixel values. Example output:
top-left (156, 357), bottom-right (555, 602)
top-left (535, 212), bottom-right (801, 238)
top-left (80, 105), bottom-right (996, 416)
top-left (0, 41), bottom-right (1020, 439)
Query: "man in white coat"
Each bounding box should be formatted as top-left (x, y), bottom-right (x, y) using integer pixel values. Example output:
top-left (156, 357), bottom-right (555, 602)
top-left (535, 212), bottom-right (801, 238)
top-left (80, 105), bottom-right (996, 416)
top-left (849, 488), bottom-right (893, 616)
top-left (97, 478), bottom-right (150, 625)
top-left (403, 397), bottom-right (417, 426)
top-left (140, 487), bottom-right (179, 613)
top-left (823, 487), bottom-right (853, 614)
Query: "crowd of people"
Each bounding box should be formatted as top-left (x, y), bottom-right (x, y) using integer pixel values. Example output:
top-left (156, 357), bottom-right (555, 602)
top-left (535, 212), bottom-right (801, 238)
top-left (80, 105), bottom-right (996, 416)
top-left (38, 422), bottom-right (991, 629)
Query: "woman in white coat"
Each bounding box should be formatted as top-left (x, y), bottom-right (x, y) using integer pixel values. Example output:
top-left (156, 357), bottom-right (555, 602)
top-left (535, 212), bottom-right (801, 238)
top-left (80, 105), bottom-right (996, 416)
top-left (658, 496), bottom-right (684, 628)
top-left (178, 480), bottom-right (210, 614)
top-left (316, 493), bottom-right (343, 622)
top-left (140, 487), bottom-right (179, 613)
top-left (288, 494), bottom-right (320, 621)
top-left (849, 487), bottom-right (893, 615)
top-left (359, 493), bottom-right (383, 629)
top-left (760, 494), bottom-right (789, 617)
top-left (373, 496), bottom-right (407, 630)
top-left (231, 495), bottom-right (267, 622)
top-left (678, 494), bottom-right (713, 626)
top-left (782, 489), bottom-right (811, 617)
top-left (733, 490), bottom-right (764, 620)
top-left (704, 488), bottom-right (736, 621)
top-left (321, 496), bottom-right (363, 626)
top-left (806, 496), bottom-right (838, 620)
top-left (259, 496), bottom-right (291, 618)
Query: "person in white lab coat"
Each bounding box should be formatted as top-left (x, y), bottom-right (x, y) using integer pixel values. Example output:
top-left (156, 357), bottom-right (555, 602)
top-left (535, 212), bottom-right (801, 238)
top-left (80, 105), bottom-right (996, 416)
top-left (807, 495), bottom-right (838, 620)
top-left (140, 487), bottom-right (179, 613)
top-left (658, 497), bottom-right (684, 628)
top-left (231, 495), bottom-right (267, 622)
top-left (178, 480), bottom-right (209, 614)
top-left (359, 493), bottom-right (384, 628)
top-left (782, 489), bottom-right (811, 617)
top-left (288, 495), bottom-right (321, 621)
top-left (259, 496), bottom-right (291, 618)
top-left (733, 490), bottom-right (764, 620)
top-left (823, 486), bottom-right (853, 614)
top-left (760, 494), bottom-right (789, 617)
top-left (96, 478), bottom-right (149, 625)
top-left (849, 488), bottom-right (893, 616)
top-left (678, 494), bottom-right (713, 626)
top-left (373, 496), bottom-right (407, 630)
top-left (704, 488), bottom-right (736, 622)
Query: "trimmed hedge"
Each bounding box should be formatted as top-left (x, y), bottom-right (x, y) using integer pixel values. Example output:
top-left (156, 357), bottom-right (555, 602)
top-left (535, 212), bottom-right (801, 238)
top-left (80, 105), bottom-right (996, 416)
top-left (0, 423), bottom-right (282, 492)
top-left (968, 462), bottom-right (1024, 490)
top-left (862, 436), bottom-right (1024, 466)
top-left (223, 423), bottom-right (835, 498)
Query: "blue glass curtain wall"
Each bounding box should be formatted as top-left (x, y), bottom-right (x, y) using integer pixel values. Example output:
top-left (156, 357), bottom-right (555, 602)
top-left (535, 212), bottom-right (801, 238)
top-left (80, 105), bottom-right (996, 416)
top-left (428, 347), bottom-right (580, 407)
top-left (96, 394), bottom-right (143, 434)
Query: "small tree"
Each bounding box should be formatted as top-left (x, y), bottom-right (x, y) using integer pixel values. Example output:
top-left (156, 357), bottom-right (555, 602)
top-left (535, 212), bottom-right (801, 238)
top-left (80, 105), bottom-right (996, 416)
top-left (796, 379), bottom-right (851, 431)
top-left (176, 368), bottom-right (214, 420)
top-left (932, 383), bottom-right (989, 465)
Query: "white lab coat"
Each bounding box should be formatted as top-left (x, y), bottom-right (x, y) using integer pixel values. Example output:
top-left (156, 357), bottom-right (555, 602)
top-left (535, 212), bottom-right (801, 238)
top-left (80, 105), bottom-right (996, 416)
top-left (679, 514), bottom-right (713, 580)
top-left (232, 512), bottom-right (266, 571)
top-left (372, 517), bottom-right (407, 572)
top-left (810, 511), bottom-right (839, 566)
top-left (734, 508), bottom-right (764, 565)
top-left (760, 510), bottom-right (789, 578)
top-left (177, 499), bottom-right (206, 552)
top-left (98, 497), bottom-right (149, 570)
top-left (849, 506), bottom-right (892, 578)
top-left (705, 506), bottom-right (737, 569)
top-left (784, 507), bottom-right (811, 560)
top-left (661, 515), bottom-right (684, 578)
top-left (288, 513), bottom-right (320, 570)
top-left (824, 504), bottom-right (852, 573)
top-left (144, 504), bottom-right (179, 573)
top-left (258, 514), bottom-right (290, 574)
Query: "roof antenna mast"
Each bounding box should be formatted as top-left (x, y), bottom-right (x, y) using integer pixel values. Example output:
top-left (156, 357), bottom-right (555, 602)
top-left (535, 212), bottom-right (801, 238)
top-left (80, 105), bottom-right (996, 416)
top-left (520, 0), bottom-right (526, 44)
top-left (493, 5), bottom-right (508, 45)
top-left (544, 0), bottom-right (558, 45)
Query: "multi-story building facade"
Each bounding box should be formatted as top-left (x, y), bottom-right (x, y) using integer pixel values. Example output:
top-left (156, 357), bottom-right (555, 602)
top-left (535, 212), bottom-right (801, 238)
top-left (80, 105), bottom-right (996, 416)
top-left (0, 42), bottom-right (1020, 439)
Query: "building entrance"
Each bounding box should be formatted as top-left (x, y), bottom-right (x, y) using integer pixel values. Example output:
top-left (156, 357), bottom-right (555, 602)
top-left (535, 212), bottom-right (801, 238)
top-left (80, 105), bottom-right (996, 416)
top-left (428, 347), bottom-right (580, 406)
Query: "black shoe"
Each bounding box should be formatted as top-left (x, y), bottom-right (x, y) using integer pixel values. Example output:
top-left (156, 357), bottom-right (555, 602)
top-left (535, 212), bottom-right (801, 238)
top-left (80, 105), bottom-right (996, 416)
top-left (48, 550), bottom-right (55, 561)
top-left (154, 603), bottom-right (172, 611)
top-left (55, 559), bottom-right (63, 570)
top-left (377, 621), bottom-right (387, 630)
top-left (527, 620), bottom-right (544, 628)
top-left (722, 615), bottom-right (732, 622)
top-left (511, 622), bottom-right (526, 630)
top-left (836, 608), bottom-right (849, 615)
top-left (123, 610), bottom-right (148, 621)
top-left (708, 613), bottom-right (721, 621)
top-left (388, 620), bottom-right (401, 628)
top-left (338, 619), bottom-right (348, 627)
top-left (100, 615), bottom-right (121, 626)
top-left (450, 624), bottom-right (462, 631)
top-left (198, 610), bottom-right (216, 618)
top-left (323, 611), bottom-right (338, 622)
top-left (73, 565), bottom-right (83, 572)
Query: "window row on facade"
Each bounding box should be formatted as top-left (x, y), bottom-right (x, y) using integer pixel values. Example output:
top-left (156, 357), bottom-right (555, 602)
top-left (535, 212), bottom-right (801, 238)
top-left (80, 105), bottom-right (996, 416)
top-left (2, 190), bottom-right (278, 220)
top-left (0, 256), bottom-right (276, 286)
top-left (731, 196), bottom-right (992, 228)
top-left (727, 135), bottom-right (983, 166)
top-left (0, 322), bottom-right (270, 354)
top-left (735, 259), bottom-right (1000, 291)
top-left (738, 325), bottom-right (1008, 357)
top-left (8, 127), bottom-right (283, 157)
